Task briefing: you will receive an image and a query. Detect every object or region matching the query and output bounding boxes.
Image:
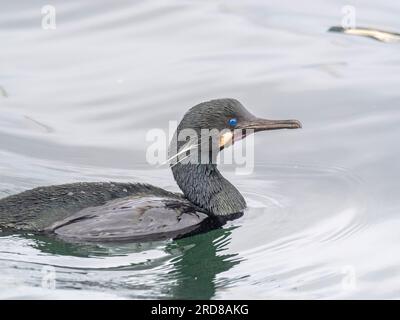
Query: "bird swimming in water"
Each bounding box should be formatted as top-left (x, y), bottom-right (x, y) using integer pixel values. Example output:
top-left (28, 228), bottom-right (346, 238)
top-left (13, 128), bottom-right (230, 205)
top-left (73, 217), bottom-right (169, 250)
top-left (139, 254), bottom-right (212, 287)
top-left (0, 99), bottom-right (301, 242)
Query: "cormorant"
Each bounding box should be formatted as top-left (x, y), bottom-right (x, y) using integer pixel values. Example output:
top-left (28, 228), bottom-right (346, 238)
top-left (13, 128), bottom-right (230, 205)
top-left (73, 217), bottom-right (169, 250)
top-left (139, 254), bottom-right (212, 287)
top-left (0, 99), bottom-right (301, 242)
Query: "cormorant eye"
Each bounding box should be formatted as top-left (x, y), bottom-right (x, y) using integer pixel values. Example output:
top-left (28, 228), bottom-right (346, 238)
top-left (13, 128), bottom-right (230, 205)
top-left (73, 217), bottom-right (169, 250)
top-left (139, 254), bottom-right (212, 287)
top-left (228, 118), bottom-right (237, 127)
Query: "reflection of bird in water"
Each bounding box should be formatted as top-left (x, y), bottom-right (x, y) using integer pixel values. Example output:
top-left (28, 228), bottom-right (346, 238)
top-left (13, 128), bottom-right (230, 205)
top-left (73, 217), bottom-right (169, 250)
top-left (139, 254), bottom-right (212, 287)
top-left (329, 26), bottom-right (400, 43)
top-left (166, 227), bottom-right (241, 299)
top-left (5, 226), bottom-right (240, 298)
top-left (0, 99), bottom-right (301, 242)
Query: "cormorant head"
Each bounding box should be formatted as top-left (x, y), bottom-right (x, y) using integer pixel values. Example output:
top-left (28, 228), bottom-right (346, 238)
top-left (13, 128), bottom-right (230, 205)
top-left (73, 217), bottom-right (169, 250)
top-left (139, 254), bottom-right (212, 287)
top-left (168, 98), bottom-right (301, 165)
top-left (168, 98), bottom-right (301, 217)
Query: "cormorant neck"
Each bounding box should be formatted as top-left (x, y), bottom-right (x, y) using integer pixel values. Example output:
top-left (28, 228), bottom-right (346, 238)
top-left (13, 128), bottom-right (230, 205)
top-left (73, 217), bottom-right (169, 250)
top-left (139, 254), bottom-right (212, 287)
top-left (171, 163), bottom-right (246, 216)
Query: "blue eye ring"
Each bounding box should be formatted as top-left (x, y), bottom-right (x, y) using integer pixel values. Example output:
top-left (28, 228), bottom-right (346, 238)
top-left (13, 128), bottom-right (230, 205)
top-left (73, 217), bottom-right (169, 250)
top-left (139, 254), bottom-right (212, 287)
top-left (228, 118), bottom-right (237, 127)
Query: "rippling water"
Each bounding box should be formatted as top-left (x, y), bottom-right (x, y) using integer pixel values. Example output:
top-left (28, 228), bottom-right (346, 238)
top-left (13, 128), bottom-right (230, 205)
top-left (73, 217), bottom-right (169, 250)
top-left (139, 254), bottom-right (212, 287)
top-left (1, 0), bottom-right (400, 299)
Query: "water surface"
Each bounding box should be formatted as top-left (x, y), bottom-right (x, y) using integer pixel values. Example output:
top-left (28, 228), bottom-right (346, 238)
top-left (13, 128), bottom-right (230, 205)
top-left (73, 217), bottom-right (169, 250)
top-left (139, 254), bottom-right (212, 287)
top-left (1, 0), bottom-right (400, 299)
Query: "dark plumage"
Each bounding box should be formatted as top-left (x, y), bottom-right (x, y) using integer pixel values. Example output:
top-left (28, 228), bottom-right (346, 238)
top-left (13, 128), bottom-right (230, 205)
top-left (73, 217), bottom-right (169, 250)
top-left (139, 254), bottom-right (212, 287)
top-left (0, 182), bottom-right (184, 229)
top-left (171, 163), bottom-right (246, 216)
top-left (0, 99), bottom-right (301, 242)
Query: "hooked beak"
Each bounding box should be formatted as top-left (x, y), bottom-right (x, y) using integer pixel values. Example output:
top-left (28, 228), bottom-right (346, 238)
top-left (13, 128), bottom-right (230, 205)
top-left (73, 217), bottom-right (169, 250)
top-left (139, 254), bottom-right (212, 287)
top-left (219, 118), bottom-right (302, 149)
top-left (236, 118), bottom-right (302, 131)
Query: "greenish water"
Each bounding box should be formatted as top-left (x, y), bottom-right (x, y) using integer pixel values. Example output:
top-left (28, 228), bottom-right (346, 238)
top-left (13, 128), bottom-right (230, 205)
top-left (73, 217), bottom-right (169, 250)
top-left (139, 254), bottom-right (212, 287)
top-left (1, 227), bottom-right (241, 299)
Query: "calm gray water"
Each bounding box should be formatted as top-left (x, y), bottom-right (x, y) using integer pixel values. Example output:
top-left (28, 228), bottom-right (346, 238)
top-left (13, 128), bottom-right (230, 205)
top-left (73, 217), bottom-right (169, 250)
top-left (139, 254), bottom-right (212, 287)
top-left (1, 0), bottom-right (400, 299)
